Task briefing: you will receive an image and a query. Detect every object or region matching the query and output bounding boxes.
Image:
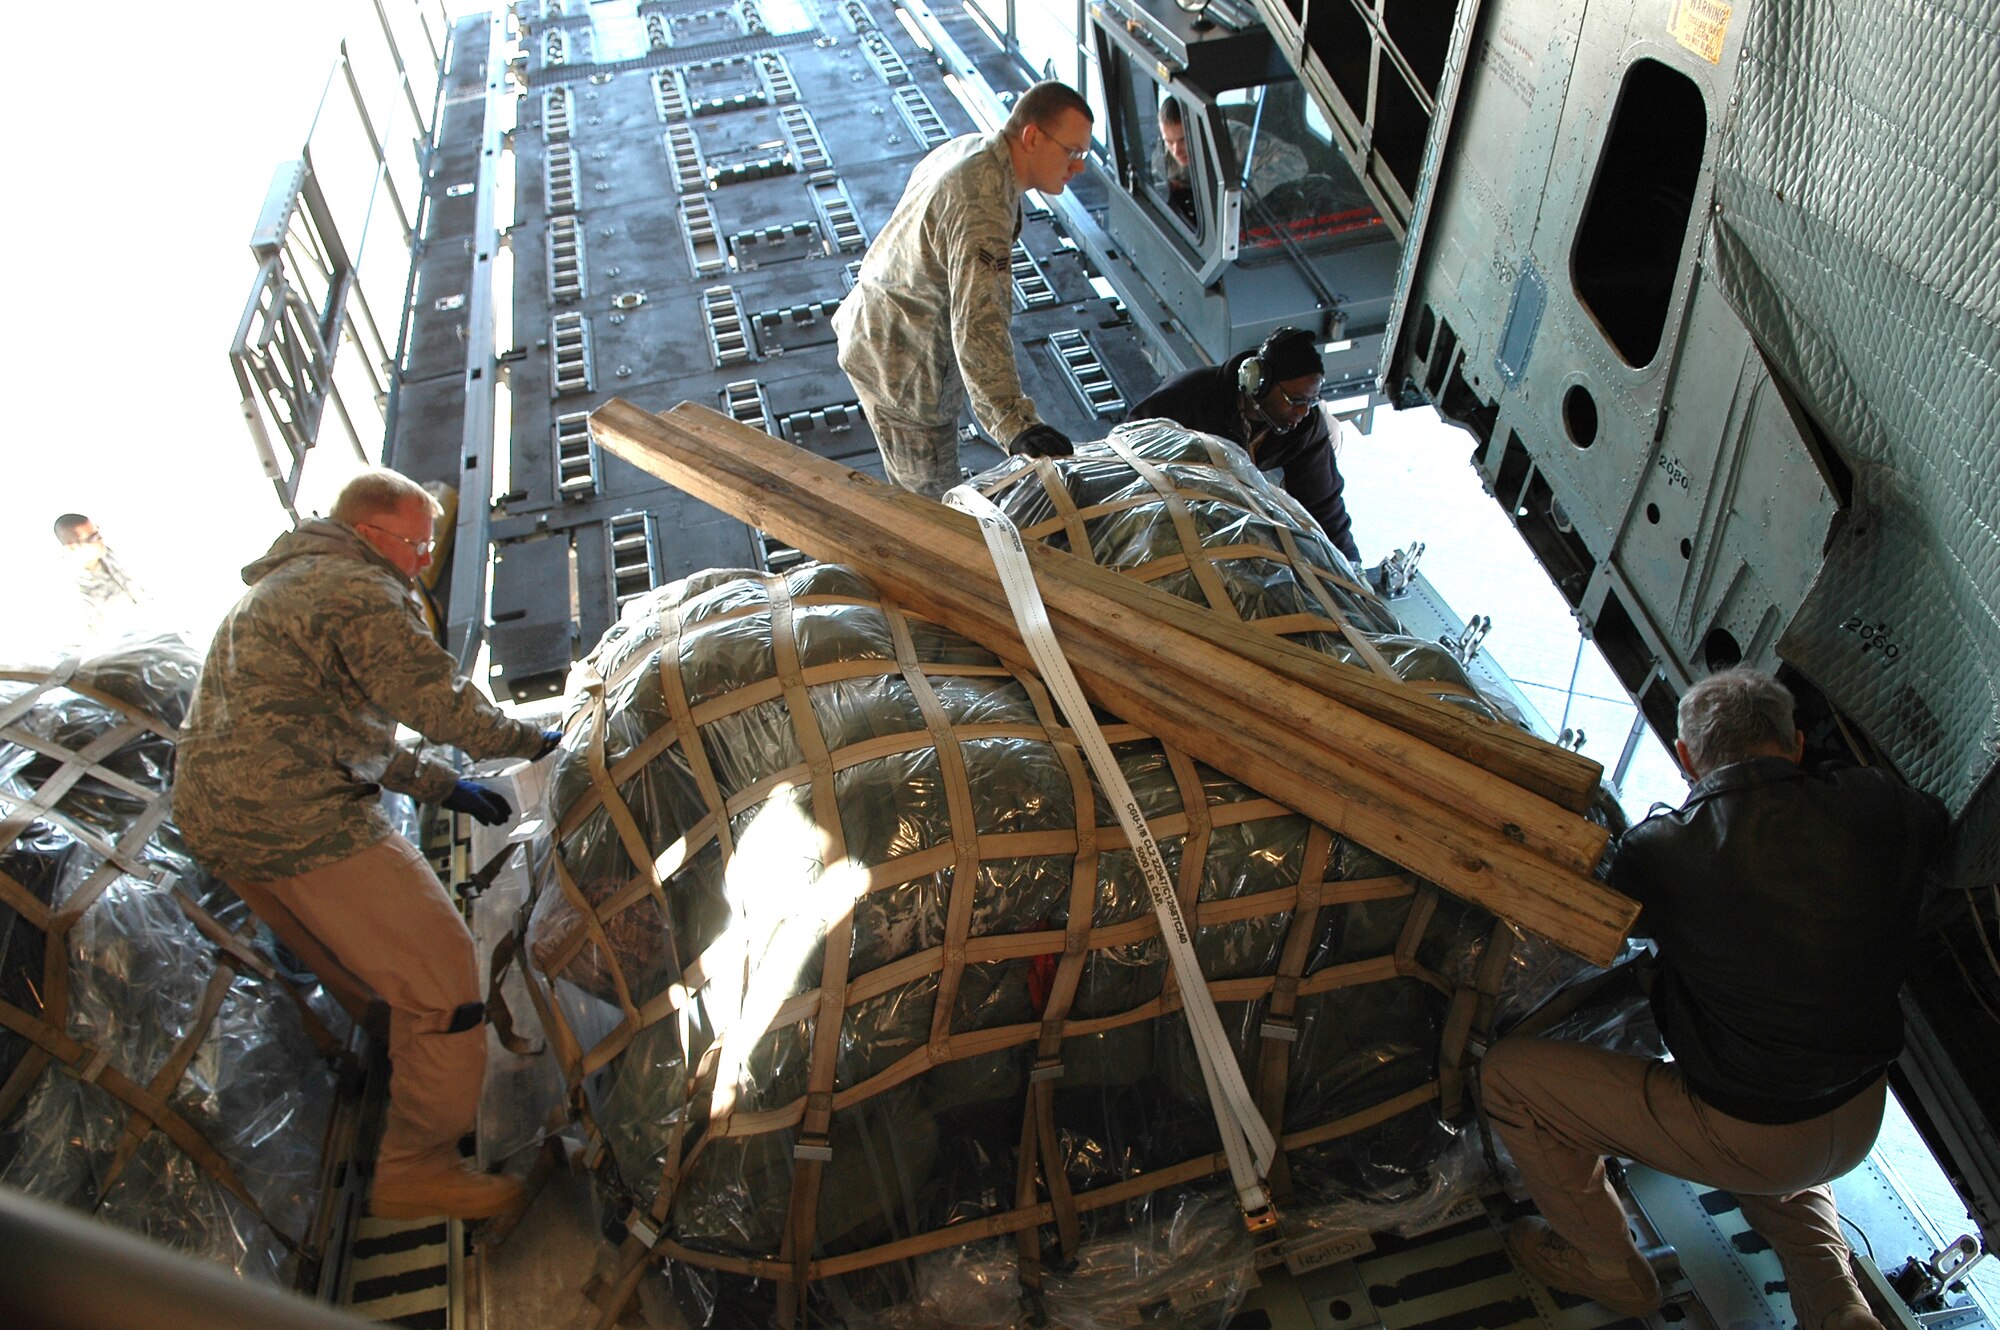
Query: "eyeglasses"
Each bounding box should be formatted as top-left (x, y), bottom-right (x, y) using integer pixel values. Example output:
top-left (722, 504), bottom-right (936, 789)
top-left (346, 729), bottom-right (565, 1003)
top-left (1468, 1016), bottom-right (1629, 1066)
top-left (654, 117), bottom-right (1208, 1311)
top-left (361, 522), bottom-right (435, 557)
top-left (1279, 389), bottom-right (1323, 409)
top-left (1044, 130), bottom-right (1091, 164)
top-left (63, 528), bottom-right (105, 548)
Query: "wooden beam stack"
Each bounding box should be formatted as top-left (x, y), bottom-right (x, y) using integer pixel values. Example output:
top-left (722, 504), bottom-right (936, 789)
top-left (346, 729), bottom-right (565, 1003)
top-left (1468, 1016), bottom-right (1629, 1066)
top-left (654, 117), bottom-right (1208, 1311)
top-left (587, 399), bottom-right (1637, 965)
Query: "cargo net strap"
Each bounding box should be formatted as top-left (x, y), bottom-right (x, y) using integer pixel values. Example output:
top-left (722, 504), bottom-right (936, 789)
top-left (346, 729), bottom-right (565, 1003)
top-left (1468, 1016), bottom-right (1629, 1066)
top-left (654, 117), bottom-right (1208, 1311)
top-left (0, 657), bottom-right (324, 1249)
top-left (979, 425), bottom-right (1491, 709)
top-left (521, 558), bottom-right (1504, 1324)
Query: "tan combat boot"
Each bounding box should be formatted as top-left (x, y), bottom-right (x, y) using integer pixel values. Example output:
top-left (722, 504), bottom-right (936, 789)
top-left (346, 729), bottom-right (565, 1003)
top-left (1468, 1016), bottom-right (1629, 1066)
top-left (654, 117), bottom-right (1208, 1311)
top-left (370, 1162), bottom-right (526, 1220)
top-left (1507, 1217), bottom-right (1663, 1317)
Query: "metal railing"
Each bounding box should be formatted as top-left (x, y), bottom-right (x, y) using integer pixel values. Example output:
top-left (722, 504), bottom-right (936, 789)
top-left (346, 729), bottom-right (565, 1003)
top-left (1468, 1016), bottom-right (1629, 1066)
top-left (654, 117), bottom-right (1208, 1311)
top-left (229, 0), bottom-right (451, 520)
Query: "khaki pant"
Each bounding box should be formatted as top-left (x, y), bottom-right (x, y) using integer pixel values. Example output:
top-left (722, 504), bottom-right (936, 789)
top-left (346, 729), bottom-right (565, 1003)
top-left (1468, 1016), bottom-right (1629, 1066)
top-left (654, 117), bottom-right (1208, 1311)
top-left (1483, 1036), bottom-right (1883, 1329)
top-left (236, 834), bottom-right (485, 1180)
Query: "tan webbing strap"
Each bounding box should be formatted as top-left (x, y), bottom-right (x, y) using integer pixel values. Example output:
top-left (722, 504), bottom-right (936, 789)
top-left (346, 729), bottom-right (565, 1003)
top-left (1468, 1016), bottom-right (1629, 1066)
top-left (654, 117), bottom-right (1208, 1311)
top-left (1394, 884), bottom-right (1439, 972)
top-left (1103, 434), bottom-right (1242, 620)
top-left (1279, 1082), bottom-right (1440, 1151)
top-left (0, 663), bottom-right (70, 732)
top-left (1032, 1061), bottom-right (1079, 1250)
top-left (3, 788), bottom-right (164, 887)
top-left (483, 931), bottom-right (543, 1057)
top-left (1440, 920), bottom-right (1519, 1117)
top-left (99, 962), bottom-right (236, 1200)
top-left (0, 722), bottom-right (139, 848)
top-left (766, 574), bottom-right (855, 1327)
top-left (1016, 491), bottom-right (1163, 542)
top-left (0, 998), bottom-right (299, 1249)
top-left (587, 1231), bottom-right (660, 1330)
top-left (0, 721), bottom-right (155, 848)
top-left (171, 890), bottom-right (341, 1058)
top-left (1437, 985), bottom-right (1479, 1119)
top-left (638, 585), bottom-right (740, 1212)
top-left (0, 867), bottom-right (51, 933)
top-left (0, 1046), bottom-right (55, 1123)
top-left (1187, 435), bottom-right (1389, 673)
top-left (1010, 671), bottom-right (1093, 1268)
top-left (656, 599), bottom-right (738, 865)
top-left (50, 799), bottom-right (174, 942)
top-left (541, 854), bottom-right (619, 1082)
top-left (884, 608), bottom-right (981, 1065)
top-left (579, 681), bottom-right (656, 1039)
top-left (1251, 824), bottom-right (1335, 1200)
top-left (1011, 1082), bottom-right (1047, 1292)
top-left (1469, 918), bottom-right (1521, 1041)
top-left (1027, 458), bottom-right (1095, 563)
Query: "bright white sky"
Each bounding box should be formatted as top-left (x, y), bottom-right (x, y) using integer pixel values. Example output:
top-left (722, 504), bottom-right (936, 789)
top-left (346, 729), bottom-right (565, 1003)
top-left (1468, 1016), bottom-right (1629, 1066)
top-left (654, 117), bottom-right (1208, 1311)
top-left (0, 0), bottom-right (473, 661)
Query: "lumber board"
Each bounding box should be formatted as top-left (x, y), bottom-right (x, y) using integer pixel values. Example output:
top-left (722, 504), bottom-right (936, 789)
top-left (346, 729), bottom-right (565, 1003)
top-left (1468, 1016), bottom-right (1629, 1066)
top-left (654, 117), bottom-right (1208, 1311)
top-left (607, 399), bottom-right (1604, 866)
top-left (587, 399), bottom-right (1636, 965)
top-left (1062, 560), bottom-right (1603, 812)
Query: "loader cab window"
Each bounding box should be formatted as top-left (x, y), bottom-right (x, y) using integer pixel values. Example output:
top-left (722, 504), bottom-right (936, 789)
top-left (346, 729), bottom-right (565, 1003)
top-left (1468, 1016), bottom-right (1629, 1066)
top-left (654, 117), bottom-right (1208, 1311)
top-left (1123, 77), bottom-right (1211, 246)
top-left (1225, 82), bottom-right (1386, 257)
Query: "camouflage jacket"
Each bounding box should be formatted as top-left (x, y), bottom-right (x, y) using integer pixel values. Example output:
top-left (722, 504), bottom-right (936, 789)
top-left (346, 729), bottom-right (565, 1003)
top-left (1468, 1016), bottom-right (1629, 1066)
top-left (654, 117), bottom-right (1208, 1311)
top-left (175, 520), bottom-right (543, 883)
top-left (75, 546), bottom-right (151, 638)
top-left (832, 131), bottom-right (1039, 442)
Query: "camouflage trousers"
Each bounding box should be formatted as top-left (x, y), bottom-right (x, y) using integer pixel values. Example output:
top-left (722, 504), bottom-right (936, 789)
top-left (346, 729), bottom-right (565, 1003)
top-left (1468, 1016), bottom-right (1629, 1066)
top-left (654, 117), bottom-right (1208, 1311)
top-left (854, 395), bottom-right (965, 499)
top-left (236, 833), bottom-right (487, 1178)
top-left (1483, 1035), bottom-right (1883, 1329)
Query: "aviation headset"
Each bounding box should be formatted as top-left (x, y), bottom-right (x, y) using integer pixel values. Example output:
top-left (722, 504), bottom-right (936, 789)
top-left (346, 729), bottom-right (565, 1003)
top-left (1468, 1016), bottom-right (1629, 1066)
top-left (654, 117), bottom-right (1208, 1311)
top-left (1236, 326), bottom-right (1320, 401)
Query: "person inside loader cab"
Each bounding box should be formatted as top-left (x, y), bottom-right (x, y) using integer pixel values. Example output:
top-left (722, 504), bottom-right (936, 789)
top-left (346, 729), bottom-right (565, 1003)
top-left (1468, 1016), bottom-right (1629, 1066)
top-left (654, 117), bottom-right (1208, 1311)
top-left (832, 80), bottom-right (1089, 497)
top-left (1482, 667), bottom-right (1947, 1330)
top-left (1125, 326), bottom-right (1362, 564)
top-left (176, 468), bottom-right (561, 1222)
top-left (1155, 98), bottom-right (1309, 225)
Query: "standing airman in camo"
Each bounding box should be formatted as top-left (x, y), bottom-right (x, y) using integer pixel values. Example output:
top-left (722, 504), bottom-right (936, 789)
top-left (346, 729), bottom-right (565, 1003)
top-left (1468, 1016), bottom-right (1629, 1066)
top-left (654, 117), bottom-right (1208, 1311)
top-left (176, 468), bottom-right (559, 1223)
top-left (832, 80), bottom-right (1091, 497)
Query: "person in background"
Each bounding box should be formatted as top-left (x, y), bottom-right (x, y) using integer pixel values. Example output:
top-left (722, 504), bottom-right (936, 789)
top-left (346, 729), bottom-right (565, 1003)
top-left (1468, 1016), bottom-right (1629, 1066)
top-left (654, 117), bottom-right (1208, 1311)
top-left (53, 512), bottom-right (151, 639)
top-left (1483, 667), bottom-right (1948, 1330)
top-left (1125, 327), bottom-right (1361, 564)
top-left (833, 80), bottom-right (1091, 497)
top-left (175, 468), bottom-right (562, 1222)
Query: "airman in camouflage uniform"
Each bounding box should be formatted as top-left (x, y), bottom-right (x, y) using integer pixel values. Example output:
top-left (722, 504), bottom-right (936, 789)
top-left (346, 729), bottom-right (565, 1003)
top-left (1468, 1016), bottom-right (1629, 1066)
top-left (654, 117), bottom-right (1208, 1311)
top-left (52, 512), bottom-right (153, 641)
top-left (833, 81), bottom-right (1092, 497)
top-left (177, 468), bottom-right (552, 1222)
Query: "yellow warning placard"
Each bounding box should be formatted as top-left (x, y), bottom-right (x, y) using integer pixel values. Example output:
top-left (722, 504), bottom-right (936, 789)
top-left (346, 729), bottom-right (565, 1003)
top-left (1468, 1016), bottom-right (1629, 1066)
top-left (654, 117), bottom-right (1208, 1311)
top-left (1669, 0), bottom-right (1732, 63)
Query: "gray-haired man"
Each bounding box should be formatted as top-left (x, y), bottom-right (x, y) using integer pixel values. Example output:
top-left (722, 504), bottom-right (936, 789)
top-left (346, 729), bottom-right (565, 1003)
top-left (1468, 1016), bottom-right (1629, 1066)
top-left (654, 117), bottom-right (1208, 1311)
top-left (1483, 667), bottom-right (1947, 1330)
top-left (177, 468), bottom-right (559, 1221)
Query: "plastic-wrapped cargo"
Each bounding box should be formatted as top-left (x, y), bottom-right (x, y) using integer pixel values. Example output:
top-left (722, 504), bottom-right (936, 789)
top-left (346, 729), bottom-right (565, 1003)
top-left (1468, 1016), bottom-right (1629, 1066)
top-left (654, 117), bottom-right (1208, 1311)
top-left (0, 635), bottom-right (338, 1285)
top-left (521, 423), bottom-right (1615, 1327)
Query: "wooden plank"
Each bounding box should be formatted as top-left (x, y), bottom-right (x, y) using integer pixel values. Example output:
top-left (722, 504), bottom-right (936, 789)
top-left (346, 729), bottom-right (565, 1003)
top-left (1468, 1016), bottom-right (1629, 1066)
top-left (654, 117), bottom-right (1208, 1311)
top-left (608, 399), bottom-right (1605, 866)
top-left (587, 399), bottom-right (1636, 965)
top-left (1063, 558), bottom-right (1603, 812)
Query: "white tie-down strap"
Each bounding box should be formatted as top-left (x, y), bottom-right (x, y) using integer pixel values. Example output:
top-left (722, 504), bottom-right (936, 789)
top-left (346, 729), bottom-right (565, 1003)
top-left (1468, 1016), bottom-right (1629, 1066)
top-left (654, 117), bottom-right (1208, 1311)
top-left (945, 482), bottom-right (1277, 1218)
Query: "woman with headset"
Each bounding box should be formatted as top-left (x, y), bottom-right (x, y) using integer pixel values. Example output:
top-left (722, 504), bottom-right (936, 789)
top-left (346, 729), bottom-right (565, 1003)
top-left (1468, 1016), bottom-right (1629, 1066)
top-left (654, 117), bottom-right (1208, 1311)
top-left (1125, 327), bottom-right (1361, 565)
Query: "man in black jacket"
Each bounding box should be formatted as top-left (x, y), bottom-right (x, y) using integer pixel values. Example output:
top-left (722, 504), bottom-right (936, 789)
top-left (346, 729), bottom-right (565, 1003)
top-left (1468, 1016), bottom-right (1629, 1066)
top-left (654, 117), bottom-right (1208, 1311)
top-left (1125, 327), bottom-right (1361, 564)
top-left (1483, 668), bottom-right (1948, 1330)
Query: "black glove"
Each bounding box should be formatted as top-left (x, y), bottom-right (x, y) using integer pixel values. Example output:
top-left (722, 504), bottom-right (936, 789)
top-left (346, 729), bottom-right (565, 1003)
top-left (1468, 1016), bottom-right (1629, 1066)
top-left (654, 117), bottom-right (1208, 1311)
top-left (1008, 423), bottom-right (1073, 458)
top-left (443, 780), bottom-right (513, 827)
top-left (536, 728), bottom-right (564, 759)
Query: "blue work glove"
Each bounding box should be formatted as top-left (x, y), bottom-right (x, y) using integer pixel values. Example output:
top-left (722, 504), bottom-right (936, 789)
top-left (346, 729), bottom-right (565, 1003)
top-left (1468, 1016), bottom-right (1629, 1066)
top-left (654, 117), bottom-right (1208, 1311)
top-left (536, 728), bottom-right (564, 758)
top-left (1008, 423), bottom-right (1073, 458)
top-left (443, 780), bottom-right (513, 827)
